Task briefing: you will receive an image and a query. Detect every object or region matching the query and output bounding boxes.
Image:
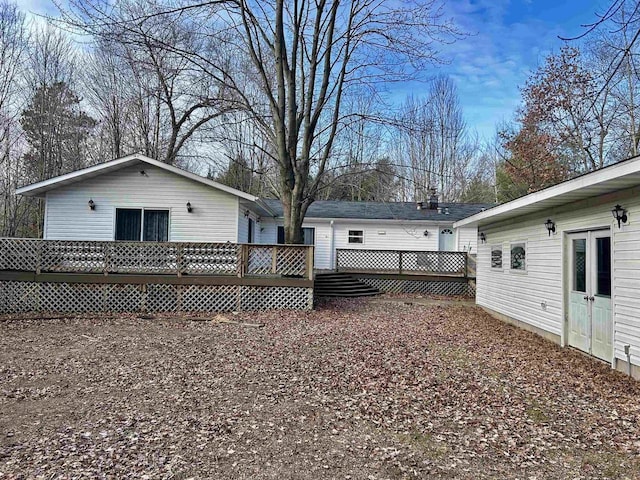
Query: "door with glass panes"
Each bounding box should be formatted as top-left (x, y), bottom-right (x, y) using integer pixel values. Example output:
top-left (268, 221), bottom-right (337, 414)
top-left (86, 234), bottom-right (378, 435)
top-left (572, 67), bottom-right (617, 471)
top-left (567, 230), bottom-right (612, 361)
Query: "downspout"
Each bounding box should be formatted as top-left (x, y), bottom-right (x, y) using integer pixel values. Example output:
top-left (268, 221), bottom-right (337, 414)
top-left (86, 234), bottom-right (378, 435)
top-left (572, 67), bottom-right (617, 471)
top-left (330, 220), bottom-right (335, 270)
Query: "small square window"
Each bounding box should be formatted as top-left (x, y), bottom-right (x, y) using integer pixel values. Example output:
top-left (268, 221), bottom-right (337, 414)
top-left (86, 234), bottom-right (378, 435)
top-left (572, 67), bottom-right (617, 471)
top-left (348, 230), bottom-right (364, 244)
top-left (510, 242), bottom-right (526, 271)
top-left (491, 246), bottom-right (502, 269)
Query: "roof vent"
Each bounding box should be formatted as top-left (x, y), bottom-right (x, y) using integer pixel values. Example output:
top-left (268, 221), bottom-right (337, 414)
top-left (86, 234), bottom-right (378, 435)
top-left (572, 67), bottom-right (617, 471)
top-left (428, 188), bottom-right (438, 210)
top-left (416, 201), bottom-right (424, 210)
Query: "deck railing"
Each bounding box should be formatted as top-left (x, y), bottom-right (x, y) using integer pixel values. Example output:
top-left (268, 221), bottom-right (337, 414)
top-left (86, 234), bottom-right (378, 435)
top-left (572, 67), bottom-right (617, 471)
top-left (336, 248), bottom-right (468, 277)
top-left (0, 238), bottom-right (314, 280)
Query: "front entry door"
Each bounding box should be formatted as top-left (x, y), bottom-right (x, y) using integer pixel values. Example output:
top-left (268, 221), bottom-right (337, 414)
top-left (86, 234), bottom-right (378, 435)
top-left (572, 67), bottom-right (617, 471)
top-left (567, 230), bottom-right (612, 361)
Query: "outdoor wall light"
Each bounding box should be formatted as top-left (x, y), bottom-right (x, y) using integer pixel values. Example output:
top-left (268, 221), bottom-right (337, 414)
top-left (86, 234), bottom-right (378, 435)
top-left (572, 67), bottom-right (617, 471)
top-left (88, 199), bottom-right (95, 210)
top-left (256, 216), bottom-right (261, 223)
top-left (479, 232), bottom-right (486, 243)
top-left (423, 229), bottom-right (429, 237)
top-left (544, 219), bottom-right (556, 236)
top-left (612, 204), bottom-right (628, 228)
top-left (244, 209), bottom-right (250, 218)
top-left (186, 202), bottom-right (193, 213)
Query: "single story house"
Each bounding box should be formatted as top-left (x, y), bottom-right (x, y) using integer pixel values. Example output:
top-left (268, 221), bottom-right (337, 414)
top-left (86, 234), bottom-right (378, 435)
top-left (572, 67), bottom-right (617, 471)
top-left (16, 154), bottom-right (490, 270)
top-left (455, 154), bottom-right (640, 379)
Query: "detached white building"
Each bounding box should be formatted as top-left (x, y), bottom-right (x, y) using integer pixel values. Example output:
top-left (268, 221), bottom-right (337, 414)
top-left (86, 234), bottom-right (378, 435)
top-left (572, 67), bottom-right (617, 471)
top-left (455, 155), bottom-right (640, 379)
top-left (16, 154), bottom-right (488, 270)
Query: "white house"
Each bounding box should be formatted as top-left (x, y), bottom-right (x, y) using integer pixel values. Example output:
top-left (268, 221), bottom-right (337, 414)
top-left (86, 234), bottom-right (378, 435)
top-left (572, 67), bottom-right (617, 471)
top-left (455, 155), bottom-right (640, 379)
top-left (16, 154), bottom-right (489, 270)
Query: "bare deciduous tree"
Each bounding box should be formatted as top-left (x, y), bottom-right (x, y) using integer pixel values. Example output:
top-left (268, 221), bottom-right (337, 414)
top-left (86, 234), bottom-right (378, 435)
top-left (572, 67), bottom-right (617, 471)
top-left (63, 0), bottom-right (461, 243)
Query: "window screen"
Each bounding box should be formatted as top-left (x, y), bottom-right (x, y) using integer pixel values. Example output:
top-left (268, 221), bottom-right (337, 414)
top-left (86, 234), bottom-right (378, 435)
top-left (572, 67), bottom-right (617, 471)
top-left (115, 209), bottom-right (142, 241)
top-left (143, 210), bottom-right (169, 242)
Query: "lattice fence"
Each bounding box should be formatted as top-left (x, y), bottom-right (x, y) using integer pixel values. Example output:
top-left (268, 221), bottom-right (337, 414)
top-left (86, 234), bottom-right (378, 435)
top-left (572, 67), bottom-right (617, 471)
top-left (356, 277), bottom-right (475, 297)
top-left (0, 238), bottom-right (312, 278)
top-left (0, 281), bottom-right (313, 314)
top-left (336, 249), bottom-right (467, 276)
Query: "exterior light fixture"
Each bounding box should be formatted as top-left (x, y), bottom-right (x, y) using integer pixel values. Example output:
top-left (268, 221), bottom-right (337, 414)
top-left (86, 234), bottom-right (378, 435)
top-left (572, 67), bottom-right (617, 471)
top-left (186, 202), bottom-right (193, 213)
top-left (256, 216), bottom-right (261, 223)
top-left (88, 199), bottom-right (95, 210)
top-left (612, 204), bottom-right (628, 228)
top-left (479, 232), bottom-right (486, 243)
top-left (544, 219), bottom-right (556, 236)
top-left (244, 209), bottom-right (250, 218)
top-left (423, 229), bottom-right (429, 237)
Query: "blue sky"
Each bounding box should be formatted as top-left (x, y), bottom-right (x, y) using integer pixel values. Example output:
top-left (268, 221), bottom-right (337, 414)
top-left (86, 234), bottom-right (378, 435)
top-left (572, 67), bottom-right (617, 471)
top-left (22, 0), bottom-right (608, 141)
top-left (420, 0), bottom-right (611, 140)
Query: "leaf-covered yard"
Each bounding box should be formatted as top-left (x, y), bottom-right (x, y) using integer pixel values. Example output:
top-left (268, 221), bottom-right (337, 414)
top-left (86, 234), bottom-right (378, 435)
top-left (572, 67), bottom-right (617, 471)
top-left (1, 299), bottom-right (639, 479)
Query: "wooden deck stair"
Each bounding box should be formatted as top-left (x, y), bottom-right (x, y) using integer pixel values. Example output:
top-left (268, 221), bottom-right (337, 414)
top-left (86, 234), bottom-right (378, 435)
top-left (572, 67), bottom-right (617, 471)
top-left (314, 272), bottom-right (380, 298)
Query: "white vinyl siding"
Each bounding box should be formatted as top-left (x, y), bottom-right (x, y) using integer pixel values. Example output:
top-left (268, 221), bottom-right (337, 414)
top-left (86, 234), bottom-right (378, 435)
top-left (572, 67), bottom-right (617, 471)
top-left (44, 163), bottom-right (239, 242)
top-left (456, 225), bottom-right (479, 253)
top-left (475, 191), bottom-right (640, 370)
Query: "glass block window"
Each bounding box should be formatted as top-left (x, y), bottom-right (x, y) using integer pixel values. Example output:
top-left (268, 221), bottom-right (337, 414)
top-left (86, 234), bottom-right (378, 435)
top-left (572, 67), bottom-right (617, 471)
top-left (491, 246), bottom-right (502, 269)
top-left (510, 243), bottom-right (526, 271)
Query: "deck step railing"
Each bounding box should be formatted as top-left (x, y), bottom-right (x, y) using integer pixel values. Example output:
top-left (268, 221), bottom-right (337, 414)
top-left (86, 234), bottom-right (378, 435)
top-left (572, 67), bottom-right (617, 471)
top-left (0, 238), bottom-right (314, 280)
top-left (336, 248), bottom-right (468, 277)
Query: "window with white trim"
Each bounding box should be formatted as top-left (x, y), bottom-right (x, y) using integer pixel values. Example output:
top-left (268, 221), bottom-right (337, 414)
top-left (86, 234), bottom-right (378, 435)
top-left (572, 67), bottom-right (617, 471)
top-left (115, 208), bottom-right (169, 242)
top-left (510, 242), bottom-right (526, 271)
top-left (491, 245), bottom-right (502, 269)
top-left (348, 230), bottom-right (364, 244)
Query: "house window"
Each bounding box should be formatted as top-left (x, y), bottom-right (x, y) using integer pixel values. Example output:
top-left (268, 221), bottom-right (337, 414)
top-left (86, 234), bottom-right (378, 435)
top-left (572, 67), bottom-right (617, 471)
top-left (510, 242), bottom-right (526, 271)
top-left (115, 208), bottom-right (169, 242)
top-left (248, 218), bottom-right (255, 243)
top-left (348, 230), bottom-right (364, 244)
top-left (491, 246), bottom-right (502, 269)
top-left (277, 226), bottom-right (315, 245)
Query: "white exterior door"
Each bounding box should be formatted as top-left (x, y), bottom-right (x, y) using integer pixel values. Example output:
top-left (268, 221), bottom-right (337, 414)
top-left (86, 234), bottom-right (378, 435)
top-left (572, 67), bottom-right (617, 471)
top-left (567, 230), bottom-right (612, 361)
top-left (439, 228), bottom-right (455, 251)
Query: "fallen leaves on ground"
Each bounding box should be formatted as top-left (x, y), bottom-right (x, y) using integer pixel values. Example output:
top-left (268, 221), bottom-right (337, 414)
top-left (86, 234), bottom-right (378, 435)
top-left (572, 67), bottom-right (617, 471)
top-left (1, 299), bottom-right (639, 479)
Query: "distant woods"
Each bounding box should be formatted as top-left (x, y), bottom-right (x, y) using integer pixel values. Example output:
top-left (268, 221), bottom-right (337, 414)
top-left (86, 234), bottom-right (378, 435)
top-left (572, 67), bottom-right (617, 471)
top-left (2, 0), bottom-right (637, 239)
top-left (497, 0), bottom-right (640, 201)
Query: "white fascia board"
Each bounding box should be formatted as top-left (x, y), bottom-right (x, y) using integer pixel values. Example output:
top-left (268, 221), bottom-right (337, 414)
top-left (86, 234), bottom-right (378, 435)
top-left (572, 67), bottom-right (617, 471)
top-left (16, 153), bottom-right (258, 202)
top-left (454, 155), bottom-right (640, 229)
top-left (293, 217), bottom-right (456, 225)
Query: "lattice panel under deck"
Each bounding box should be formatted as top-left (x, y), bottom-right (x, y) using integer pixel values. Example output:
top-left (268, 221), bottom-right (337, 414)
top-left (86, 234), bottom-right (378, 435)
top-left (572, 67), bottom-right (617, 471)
top-left (240, 286), bottom-right (313, 311)
top-left (180, 284), bottom-right (239, 312)
top-left (0, 281), bottom-right (39, 313)
top-left (107, 284), bottom-right (145, 312)
top-left (356, 278), bottom-right (475, 297)
top-left (0, 281), bottom-right (313, 314)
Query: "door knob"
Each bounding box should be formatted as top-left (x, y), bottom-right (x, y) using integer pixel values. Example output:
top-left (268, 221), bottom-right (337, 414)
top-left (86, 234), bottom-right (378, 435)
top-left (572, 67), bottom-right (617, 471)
top-left (583, 295), bottom-right (589, 300)
top-left (589, 296), bottom-right (595, 301)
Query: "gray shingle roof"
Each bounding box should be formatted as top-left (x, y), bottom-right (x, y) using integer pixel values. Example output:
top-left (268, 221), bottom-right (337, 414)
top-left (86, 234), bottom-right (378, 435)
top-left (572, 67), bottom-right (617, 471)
top-left (259, 199), bottom-right (493, 221)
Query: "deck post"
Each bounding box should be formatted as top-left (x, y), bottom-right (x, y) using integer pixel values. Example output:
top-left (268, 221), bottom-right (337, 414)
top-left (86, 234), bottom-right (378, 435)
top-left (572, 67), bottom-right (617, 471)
top-left (35, 240), bottom-right (42, 275)
top-left (103, 242), bottom-right (111, 275)
top-left (176, 243), bottom-right (183, 277)
top-left (398, 250), bottom-right (403, 275)
top-left (238, 244), bottom-right (247, 278)
top-left (464, 252), bottom-right (468, 278)
top-left (306, 246), bottom-right (314, 280)
top-left (271, 246), bottom-right (278, 274)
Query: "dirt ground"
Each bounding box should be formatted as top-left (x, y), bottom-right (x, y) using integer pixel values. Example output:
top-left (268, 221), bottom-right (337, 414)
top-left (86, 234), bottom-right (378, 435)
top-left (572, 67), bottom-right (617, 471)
top-left (1, 298), bottom-right (639, 479)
